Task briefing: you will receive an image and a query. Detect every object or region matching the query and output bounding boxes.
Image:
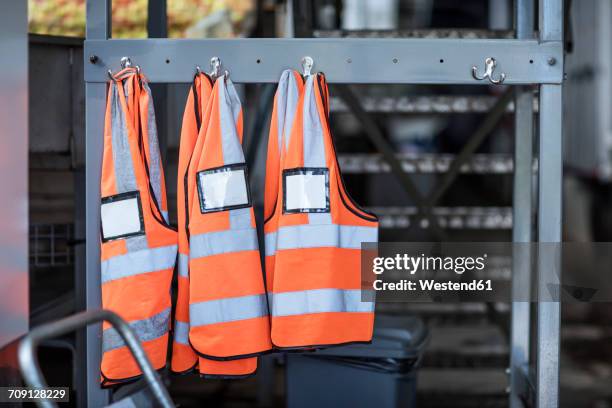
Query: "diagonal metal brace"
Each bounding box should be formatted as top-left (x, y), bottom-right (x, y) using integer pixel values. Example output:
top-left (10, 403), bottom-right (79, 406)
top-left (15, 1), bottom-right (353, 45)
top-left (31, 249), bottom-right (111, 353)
top-left (424, 88), bottom-right (514, 208)
top-left (337, 85), bottom-right (513, 237)
top-left (336, 85), bottom-right (447, 239)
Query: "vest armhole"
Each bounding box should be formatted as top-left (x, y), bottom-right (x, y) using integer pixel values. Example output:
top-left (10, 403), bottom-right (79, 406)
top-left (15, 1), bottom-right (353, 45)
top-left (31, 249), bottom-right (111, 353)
top-left (315, 75), bottom-right (378, 223)
top-left (263, 198), bottom-right (278, 224)
top-left (136, 110), bottom-right (177, 233)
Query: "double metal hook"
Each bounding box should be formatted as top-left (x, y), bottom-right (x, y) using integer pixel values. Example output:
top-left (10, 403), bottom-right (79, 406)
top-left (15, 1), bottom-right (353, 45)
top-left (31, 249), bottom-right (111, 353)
top-left (301, 56), bottom-right (314, 76)
top-left (197, 57), bottom-right (229, 80)
top-left (107, 56), bottom-right (140, 80)
top-left (471, 57), bottom-right (506, 84)
top-left (210, 56), bottom-right (222, 78)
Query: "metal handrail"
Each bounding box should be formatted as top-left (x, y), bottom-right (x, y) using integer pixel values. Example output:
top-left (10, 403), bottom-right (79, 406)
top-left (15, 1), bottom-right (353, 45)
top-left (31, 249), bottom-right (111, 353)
top-left (18, 309), bottom-right (174, 408)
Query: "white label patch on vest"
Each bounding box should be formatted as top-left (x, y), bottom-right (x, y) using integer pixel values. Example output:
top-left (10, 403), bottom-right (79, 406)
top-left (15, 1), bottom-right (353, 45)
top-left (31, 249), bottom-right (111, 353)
top-left (197, 163), bottom-right (252, 213)
top-left (100, 191), bottom-right (145, 242)
top-left (283, 167), bottom-right (330, 214)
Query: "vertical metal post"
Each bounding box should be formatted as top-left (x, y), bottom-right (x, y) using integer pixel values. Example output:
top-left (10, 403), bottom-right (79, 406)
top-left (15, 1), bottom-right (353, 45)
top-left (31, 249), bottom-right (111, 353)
top-left (536, 85), bottom-right (563, 408)
top-left (147, 0), bottom-right (167, 38)
top-left (516, 0), bottom-right (535, 39)
top-left (82, 0), bottom-right (111, 406)
top-left (292, 0), bottom-right (314, 37)
top-left (147, 0), bottom-right (169, 163)
top-left (284, 0), bottom-right (295, 38)
top-left (489, 0), bottom-right (512, 29)
top-left (510, 0), bottom-right (534, 406)
top-left (537, 0), bottom-right (563, 407)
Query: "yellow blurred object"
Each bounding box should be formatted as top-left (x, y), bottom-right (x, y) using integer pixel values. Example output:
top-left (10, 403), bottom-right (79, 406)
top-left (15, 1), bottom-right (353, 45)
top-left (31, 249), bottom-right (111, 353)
top-left (29, 0), bottom-right (86, 37)
top-left (28, 0), bottom-right (254, 38)
top-left (168, 0), bottom-right (255, 38)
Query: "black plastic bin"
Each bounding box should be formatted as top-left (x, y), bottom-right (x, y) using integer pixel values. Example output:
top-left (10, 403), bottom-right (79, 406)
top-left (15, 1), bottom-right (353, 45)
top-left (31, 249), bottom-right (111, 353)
top-left (286, 315), bottom-right (429, 408)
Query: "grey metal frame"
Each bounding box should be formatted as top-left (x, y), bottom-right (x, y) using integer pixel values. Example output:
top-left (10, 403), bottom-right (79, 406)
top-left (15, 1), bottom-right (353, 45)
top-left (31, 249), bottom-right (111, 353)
top-left (510, 0), bottom-right (535, 406)
top-left (84, 1), bottom-right (110, 406)
top-left (83, 0), bottom-right (563, 406)
top-left (536, 1), bottom-right (563, 407)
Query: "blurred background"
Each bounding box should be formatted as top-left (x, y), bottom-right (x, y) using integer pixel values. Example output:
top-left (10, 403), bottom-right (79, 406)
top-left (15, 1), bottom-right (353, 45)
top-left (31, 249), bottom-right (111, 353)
top-left (2, 0), bottom-right (612, 407)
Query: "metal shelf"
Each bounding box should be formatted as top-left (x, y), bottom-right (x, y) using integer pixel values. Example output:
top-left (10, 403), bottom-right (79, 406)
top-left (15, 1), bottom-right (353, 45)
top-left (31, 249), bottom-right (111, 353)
top-left (339, 153), bottom-right (538, 174)
top-left (314, 29), bottom-right (518, 39)
top-left (329, 95), bottom-right (539, 114)
top-left (369, 206), bottom-right (513, 230)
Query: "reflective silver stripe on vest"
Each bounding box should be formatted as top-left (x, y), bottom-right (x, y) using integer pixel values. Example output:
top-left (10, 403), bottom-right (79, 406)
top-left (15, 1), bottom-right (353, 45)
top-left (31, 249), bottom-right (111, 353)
top-left (271, 224), bottom-right (377, 254)
top-left (276, 70), bottom-right (300, 151)
top-left (110, 80), bottom-right (148, 253)
top-left (177, 253), bottom-right (189, 278)
top-left (189, 294), bottom-right (268, 327)
top-left (218, 78), bottom-right (253, 231)
top-left (302, 76), bottom-right (326, 169)
top-left (189, 228), bottom-right (258, 259)
top-left (264, 231), bottom-right (277, 257)
top-left (110, 82), bottom-right (137, 196)
top-left (101, 244), bottom-right (178, 284)
top-left (265, 71), bottom-right (302, 259)
top-left (141, 82), bottom-right (164, 217)
top-left (218, 77), bottom-right (244, 166)
top-left (229, 207), bottom-right (252, 230)
top-left (102, 307), bottom-right (171, 352)
top-left (270, 289), bottom-right (374, 317)
top-left (302, 75), bottom-right (332, 225)
top-left (173, 320), bottom-right (190, 345)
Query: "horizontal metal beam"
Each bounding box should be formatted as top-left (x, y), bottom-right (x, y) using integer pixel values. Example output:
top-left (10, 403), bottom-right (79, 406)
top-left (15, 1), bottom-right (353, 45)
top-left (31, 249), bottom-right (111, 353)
top-left (84, 38), bottom-right (563, 84)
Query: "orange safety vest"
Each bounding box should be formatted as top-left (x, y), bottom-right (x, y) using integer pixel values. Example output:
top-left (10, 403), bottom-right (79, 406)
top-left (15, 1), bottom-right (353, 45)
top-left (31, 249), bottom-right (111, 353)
top-left (264, 69), bottom-right (304, 301)
top-left (171, 72), bottom-right (259, 378)
top-left (100, 67), bottom-right (177, 384)
top-left (265, 72), bottom-right (378, 350)
top-left (186, 75), bottom-right (272, 362)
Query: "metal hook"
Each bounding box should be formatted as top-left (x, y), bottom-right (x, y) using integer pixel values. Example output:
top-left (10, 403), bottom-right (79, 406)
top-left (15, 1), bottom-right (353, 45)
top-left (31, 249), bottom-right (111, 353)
top-left (120, 56), bottom-right (133, 69)
top-left (471, 57), bottom-right (506, 84)
top-left (119, 57), bottom-right (140, 75)
top-left (302, 56), bottom-right (314, 76)
top-left (108, 57), bottom-right (140, 81)
top-left (210, 57), bottom-right (221, 78)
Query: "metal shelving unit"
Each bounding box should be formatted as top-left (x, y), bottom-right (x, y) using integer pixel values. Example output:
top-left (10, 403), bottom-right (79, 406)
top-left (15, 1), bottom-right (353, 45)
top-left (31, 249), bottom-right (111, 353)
top-left (82, 0), bottom-right (563, 406)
